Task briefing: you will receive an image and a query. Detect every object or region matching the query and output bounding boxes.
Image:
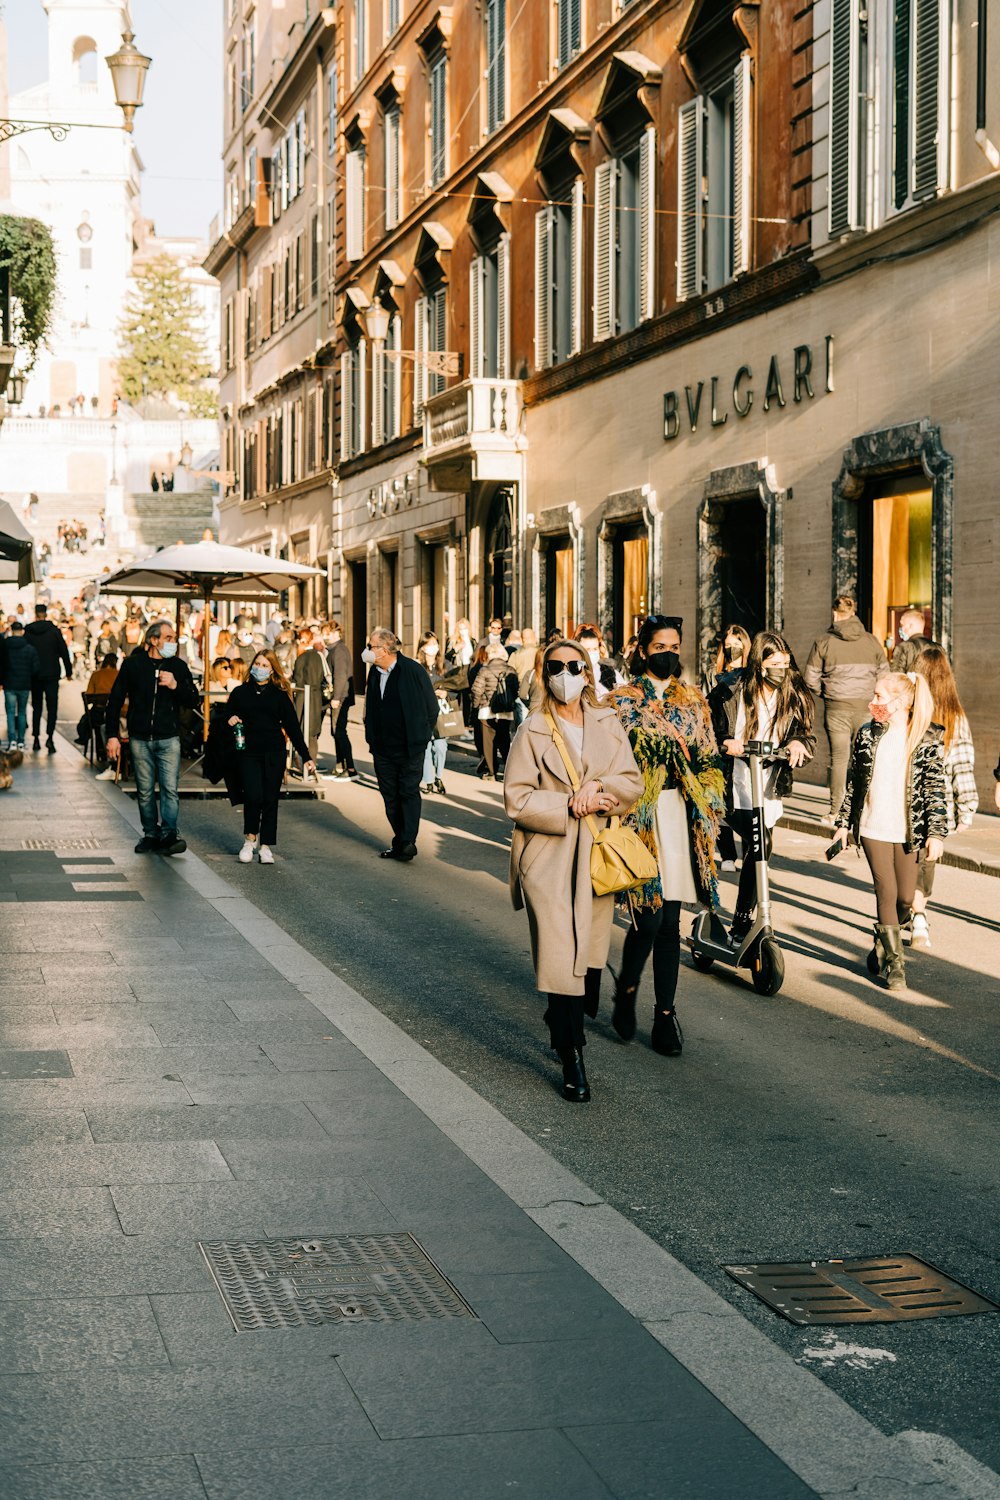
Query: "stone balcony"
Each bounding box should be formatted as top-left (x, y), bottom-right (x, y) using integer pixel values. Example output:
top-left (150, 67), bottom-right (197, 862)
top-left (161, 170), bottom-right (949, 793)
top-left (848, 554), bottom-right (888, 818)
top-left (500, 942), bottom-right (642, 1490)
top-left (421, 378), bottom-right (525, 492)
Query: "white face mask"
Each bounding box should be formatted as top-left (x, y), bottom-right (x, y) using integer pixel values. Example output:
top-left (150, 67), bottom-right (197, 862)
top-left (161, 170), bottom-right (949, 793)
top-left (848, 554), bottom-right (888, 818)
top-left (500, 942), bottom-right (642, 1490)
top-left (423, 643), bottom-right (439, 660)
top-left (361, 647), bottom-right (377, 666)
top-left (549, 671), bottom-right (585, 705)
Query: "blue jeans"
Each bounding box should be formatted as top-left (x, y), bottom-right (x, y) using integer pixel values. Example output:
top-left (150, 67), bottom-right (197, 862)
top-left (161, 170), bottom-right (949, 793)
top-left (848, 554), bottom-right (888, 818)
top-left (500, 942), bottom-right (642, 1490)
top-left (422, 737), bottom-right (447, 782)
top-left (4, 689), bottom-right (29, 744)
top-left (130, 736), bottom-right (181, 837)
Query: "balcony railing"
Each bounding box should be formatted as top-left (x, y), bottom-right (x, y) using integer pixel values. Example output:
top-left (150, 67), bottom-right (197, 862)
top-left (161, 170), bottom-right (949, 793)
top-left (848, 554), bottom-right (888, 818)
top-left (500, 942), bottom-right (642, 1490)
top-left (423, 378), bottom-right (523, 459)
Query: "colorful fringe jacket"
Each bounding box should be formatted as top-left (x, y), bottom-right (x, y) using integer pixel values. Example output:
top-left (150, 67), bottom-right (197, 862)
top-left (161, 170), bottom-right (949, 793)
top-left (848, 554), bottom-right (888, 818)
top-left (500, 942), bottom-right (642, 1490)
top-left (612, 677), bottom-right (726, 913)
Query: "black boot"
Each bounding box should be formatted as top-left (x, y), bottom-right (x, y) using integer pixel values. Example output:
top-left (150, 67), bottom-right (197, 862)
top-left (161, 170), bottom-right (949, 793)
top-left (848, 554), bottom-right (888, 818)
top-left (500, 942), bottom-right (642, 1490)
top-left (559, 1048), bottom-right (591, 1103)
top-left (609, 965), bottom-right (638, 1042)
top-left (875, 924), bottom-right (906, 991)
top-left (650, 1008), bottom-right (684, 1056)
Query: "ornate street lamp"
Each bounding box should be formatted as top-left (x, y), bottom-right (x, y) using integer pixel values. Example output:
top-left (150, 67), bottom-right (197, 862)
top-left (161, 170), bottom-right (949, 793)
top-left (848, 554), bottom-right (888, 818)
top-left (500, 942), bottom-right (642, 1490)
top-left (7, 374), bottom-right (25, 406)
top-left (105, 31), bottom-right (152, 134)
top-left (362, 298), bottom-right (462, 378)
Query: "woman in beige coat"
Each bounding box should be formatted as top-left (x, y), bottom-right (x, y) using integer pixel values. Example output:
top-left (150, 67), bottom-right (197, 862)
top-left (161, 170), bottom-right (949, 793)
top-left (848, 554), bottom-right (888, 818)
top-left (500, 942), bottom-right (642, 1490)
top-left (504, 638), bottom-right (644, 1103)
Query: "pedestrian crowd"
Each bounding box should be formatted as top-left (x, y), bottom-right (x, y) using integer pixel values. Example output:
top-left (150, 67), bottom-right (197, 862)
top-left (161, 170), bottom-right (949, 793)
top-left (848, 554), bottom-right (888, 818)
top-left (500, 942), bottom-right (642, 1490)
top-left (3, 588), bottom-right (1000, 1106)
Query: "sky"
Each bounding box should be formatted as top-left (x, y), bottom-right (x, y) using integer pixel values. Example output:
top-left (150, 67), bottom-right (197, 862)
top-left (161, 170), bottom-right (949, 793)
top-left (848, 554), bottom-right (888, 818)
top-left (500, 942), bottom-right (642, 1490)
top-left (5, 0), bottom-right (223, 242)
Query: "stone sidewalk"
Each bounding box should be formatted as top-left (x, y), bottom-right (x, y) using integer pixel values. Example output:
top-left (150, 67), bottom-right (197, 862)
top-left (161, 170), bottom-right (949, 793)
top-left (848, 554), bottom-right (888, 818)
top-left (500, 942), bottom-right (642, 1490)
top-left (0, 745), bottom-right (989, 1500)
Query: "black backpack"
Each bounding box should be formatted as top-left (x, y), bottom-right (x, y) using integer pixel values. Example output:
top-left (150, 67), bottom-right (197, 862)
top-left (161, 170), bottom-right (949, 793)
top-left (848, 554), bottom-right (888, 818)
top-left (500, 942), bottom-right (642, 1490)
top-left (489, 668), bottom-right (517, 715)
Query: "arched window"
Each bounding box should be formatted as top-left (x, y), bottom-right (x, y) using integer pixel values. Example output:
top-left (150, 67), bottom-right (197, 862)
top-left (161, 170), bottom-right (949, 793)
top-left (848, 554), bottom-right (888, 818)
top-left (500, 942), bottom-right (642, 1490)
top-left (73, 37), bottom-right (99, 86)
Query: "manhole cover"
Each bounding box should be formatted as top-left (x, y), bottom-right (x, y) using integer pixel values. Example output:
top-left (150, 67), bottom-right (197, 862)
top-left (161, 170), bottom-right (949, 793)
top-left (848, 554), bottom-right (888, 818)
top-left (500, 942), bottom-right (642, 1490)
top-left (21, 838), bottom-right (102, 850)
top-left (199, 1234), bottom-right (477, 1332)
top-left (724, 1255), bottom-right (1000, 1326)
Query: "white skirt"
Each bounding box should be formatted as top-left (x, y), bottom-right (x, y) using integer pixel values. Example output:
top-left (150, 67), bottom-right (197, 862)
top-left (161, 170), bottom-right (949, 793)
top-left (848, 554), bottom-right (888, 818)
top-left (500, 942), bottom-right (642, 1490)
top-left (654, 788), bottom-right (698, 904)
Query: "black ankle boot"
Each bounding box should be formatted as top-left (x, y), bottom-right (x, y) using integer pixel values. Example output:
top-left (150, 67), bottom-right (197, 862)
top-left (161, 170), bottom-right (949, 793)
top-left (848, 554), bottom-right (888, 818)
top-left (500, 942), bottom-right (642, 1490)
top-left (559, 1049), bottom-right (591, 1102)
top-left (650, 1009), bottom-right (683, 1056)
top-left (610, 969), bottom-right (638, 1042)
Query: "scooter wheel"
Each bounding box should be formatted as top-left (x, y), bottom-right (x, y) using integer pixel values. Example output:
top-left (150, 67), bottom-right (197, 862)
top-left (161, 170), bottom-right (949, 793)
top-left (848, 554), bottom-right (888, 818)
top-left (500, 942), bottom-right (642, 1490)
top-left (690, 948), bottom-right (714, 973)
top-left (751, 937), bottom-right (785, 996)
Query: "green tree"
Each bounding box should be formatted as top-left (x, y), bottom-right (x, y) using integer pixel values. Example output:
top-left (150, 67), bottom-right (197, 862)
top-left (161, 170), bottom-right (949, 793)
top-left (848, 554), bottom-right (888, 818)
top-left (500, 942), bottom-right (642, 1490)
top-left (117, 254), bottom-right (217, 417)
top-left (0, 215), bottom-right (58, 373)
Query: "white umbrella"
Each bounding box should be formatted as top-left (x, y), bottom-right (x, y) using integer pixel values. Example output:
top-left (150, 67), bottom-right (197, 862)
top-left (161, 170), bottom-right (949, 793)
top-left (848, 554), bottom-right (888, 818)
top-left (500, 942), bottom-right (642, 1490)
top-left (98, 541), bottom-right (322, 740)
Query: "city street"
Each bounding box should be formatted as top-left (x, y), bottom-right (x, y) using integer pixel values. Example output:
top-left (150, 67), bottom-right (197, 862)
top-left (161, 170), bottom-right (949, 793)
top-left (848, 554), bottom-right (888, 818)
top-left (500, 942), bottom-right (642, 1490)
top-left (9, 704), bottom-right (995, 1500)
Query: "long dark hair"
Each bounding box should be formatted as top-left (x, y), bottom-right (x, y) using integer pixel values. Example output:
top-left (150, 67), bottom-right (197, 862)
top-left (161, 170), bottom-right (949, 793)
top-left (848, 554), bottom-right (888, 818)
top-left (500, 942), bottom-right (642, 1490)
top-left (742, 631), bottom-right (813, 742)
top-left (913, 645), bottom-right (965, 750)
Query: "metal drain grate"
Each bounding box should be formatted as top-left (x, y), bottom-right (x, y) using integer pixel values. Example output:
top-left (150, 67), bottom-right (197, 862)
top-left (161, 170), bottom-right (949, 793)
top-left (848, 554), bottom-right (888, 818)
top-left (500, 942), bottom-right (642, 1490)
top-left (724, 1255), bottom-right (1000, 1326)
top-left (199, 1234), bottom-right (477, 1332)
top-left (21, 838), bottom-right (103, 850)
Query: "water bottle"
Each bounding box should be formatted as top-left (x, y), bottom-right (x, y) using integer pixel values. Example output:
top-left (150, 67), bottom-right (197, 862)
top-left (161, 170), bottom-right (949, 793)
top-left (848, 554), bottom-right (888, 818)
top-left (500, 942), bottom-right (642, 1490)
top-left (233, 720), bottom-right (245, 751)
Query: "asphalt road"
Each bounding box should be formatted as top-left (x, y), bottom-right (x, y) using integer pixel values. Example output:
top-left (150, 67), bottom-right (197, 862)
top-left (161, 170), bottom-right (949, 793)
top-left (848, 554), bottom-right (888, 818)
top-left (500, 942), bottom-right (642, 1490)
top-left (70, 708), bottom-right (1000, 1476)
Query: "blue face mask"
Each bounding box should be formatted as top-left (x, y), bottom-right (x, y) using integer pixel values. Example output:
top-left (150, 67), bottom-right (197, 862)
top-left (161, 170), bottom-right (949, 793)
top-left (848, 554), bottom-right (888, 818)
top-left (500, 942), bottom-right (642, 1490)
top-left (158, 640), bottom-right (177, 658)
top-left (250, 664), bottom-right (271, 682)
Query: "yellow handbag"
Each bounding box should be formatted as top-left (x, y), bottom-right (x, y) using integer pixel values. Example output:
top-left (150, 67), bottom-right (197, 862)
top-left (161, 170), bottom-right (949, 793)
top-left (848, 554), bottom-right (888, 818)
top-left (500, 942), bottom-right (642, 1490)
top-left (545, 713), bottom-right (659, 897)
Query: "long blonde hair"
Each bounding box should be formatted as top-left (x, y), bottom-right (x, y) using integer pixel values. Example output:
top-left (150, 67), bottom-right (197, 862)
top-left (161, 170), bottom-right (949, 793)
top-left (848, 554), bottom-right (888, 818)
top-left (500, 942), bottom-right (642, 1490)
top-left (540, 638), bottom-right (598, 719)
top-left (881, 671), bottom-right (934, 760)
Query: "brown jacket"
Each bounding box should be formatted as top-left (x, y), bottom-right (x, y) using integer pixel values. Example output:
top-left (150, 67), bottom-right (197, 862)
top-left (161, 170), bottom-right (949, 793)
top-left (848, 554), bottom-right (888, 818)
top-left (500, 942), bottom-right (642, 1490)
top-left (504, 704), bottom-right (644, 995)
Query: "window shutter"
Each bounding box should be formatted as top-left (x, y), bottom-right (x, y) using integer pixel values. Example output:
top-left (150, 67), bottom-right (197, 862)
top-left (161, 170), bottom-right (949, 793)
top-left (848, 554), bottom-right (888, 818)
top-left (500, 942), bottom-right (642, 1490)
top-left (390, 314), bottom-right (402, 437)
top-left (497, 233), bottom-right (510, 379)
top-left (470, 255), bottom-right (484, 378)
top-left (676, 96), bottom-right (704, 300)
top-left (357, 338), bottom-right (367, 453)
top-left (340, 351), bottom-right (353, 460)
top-left (296, 232), bottom-right (305, 310)
top-left (829, 0), bottom-right (862, 235)
top-left (638, 126), bottom-right (656, 322)
top-left (593, 159), bottom-right (617, 340)
top-left (346, 149), bottom-right (364, 260)
top-left (534, 207), bottom-right (553, 369)
top-left (430, 55), bottom-right (446, 184)
top-left (570, 177), bottom-right (584, 355)
top-left (385, 107), bottom-right (400, 229)
top-left (731, 55), bottom-right (752, 276)
top-left (371, 340), bottom-right (384, 447)
top-left (486, 0), bottom-right (506, 132)
top-left (432, 288), bottom-right (447, 395)
top-left (912, 0), bottom-right (945, 201)
top-left (413, 295), bottom-right (428, 414)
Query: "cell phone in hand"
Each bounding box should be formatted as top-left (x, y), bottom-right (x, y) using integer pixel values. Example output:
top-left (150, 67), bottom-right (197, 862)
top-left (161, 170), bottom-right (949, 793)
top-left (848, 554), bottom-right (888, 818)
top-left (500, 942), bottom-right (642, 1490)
top-left (825, 837), bottom-right (845, 862)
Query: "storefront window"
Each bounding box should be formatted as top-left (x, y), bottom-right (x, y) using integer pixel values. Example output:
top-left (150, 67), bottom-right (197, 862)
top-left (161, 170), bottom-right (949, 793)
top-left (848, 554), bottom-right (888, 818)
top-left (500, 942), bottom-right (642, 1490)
top-left (545, 538), bottom-right (575, 639)
top-left (613, 526), bottom-right (648, 643)
top-left (865, 482), bottom-right (933, 650)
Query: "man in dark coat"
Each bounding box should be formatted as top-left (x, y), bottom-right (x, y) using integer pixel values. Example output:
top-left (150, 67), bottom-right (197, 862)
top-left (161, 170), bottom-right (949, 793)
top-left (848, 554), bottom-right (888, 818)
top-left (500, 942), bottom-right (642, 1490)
top-left (0, 620), bottom-right (40, 749)
top-left (325, 623), bottom-right (356, 777)
top-left (363, 627), bottom-right (439, 861)
top-left (24, 604), bottom-right (72, 753)
top-left (291, 634), bottom-right (329, 764)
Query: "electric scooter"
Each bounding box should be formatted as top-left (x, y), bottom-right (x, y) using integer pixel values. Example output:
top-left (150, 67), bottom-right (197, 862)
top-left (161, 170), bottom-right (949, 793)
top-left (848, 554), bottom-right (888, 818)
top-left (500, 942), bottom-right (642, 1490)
top-left (686, 740), bottom-right (788, 996)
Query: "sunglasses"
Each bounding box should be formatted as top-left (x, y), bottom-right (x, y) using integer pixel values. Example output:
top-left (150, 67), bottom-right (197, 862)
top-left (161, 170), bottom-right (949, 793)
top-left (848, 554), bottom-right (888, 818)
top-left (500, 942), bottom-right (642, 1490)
top-left (545, 659), bottom-right (586, 678)
top-left (645, 614), bottom-right (683, 631)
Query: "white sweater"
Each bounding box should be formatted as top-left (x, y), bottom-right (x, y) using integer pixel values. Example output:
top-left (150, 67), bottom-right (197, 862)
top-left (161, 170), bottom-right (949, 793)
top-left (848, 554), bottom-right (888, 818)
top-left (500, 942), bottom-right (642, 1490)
top-left (859, 722), bottom-right (908, 842)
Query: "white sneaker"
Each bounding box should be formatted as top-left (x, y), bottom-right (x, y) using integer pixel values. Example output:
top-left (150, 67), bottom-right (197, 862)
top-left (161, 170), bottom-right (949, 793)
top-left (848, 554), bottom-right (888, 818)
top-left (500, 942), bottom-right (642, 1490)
top-left (910, 914), bottom-right (931, 950)
top-left (258, 845), bottom-right (274, 864)
top-left (238, 841), bottom-right (255, 862)
top-left (95, 766), bottom-right (117, 781)
top-left (721, 859), bottom-right (737, 872)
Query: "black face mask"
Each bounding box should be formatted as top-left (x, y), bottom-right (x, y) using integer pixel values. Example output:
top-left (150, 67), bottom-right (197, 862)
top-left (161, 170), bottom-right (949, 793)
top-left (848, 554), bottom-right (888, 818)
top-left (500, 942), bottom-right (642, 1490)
top-left (763, 667), bottom-right (787, 687)
top-left (725, 645), bottom-right (743, 663)
top-left (646, 650), bottom-right (680, 681)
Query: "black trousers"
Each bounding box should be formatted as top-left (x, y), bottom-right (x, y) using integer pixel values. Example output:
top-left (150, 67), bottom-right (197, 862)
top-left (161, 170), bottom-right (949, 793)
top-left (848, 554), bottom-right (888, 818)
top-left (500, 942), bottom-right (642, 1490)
top-left (31, 678), bottom-right (59, 739)
top-left (242, 750), bottom-right (286, 845)
top-left (333, 701), bottom-right (355, 769)
top-left (373, 747), bottom-right (424, 850)
top-left (546, 967), bottom-right (602, 1053)
top-left (620, 901), bottom-right (682, 1014)
top-left (729, 810), bottom-right (773, 916)
top-left (861, 837), bottom-right (918, 926)
top-left (482, 719), bottom-right (511, 776)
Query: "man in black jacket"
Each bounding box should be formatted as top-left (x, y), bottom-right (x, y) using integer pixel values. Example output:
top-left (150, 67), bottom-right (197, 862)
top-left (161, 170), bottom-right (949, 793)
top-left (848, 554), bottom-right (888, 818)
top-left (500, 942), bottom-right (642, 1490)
top-left (0, 620), bottom-right (40, 749)
top-left (24, 604), bottom-right (72, 753)
top-left (105, 620), bottom-right (200, 855)
top-left (363, 627), bottom-right (439, 861)
top-left (325, 623), bottom-right (356, 777)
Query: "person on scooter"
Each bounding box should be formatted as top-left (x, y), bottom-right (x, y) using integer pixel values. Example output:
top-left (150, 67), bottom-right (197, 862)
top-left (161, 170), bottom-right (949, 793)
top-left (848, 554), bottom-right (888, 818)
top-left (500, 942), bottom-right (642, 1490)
top-left (708, 623), bottom-right (752, 870)
top-left (710, 631), bottom-right (814, 947)
top-left (832, 672), bottom-right (946, 990)
top-left (610, 616), bottom-right (725, 1056)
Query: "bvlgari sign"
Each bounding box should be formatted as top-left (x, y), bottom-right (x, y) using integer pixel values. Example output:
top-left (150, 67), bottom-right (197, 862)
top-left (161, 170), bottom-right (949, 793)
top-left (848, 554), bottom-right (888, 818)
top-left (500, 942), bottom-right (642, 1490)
top-left (663, 336), bottom-right (834, 440)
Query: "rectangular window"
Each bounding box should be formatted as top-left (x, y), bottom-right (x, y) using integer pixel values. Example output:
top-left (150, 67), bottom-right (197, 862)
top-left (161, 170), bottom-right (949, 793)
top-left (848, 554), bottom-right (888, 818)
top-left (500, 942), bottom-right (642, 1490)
top-left (535, 179), bottom-right (583, 368)
top-left (241, 17), bottom-right (255, 111)
top-left (413, 291), bottom-right (446, 412)
top-left (345, 148), bottom-right (365, 260)
top-left (244, 146), bottom-right (257, 210)
top-left (384, 105), bottom-right (401, 230)
top-left (388, 0), bottom-right (402, 35)
top-left (470, 238), bottom-right (510, 379)
top-left (677, 62), bottom-right (749, 299)
top-left (327, 65), bottom-right (337, 154)
top-left (860, 480), bottom-right (933, 647)
top-left (325, 192), bottom-right (336, 310)
top-left (429, 51), bottom-right (447, 186)
top-left (296, 107), bottom-right (307, 197)
top-left (593, 128), bottom-right (655, 337)
top-left (353, 0), bottom-right (367, 85)
top-left (556, 0), bottom-right (581, 69)
top-left (341, 340), bottom-right (367, 459)
top-left (545, 537), bottom-right (576, 639)
top-left (310, 213), bottom-right (320, 299)
top-left (485, 0), bottom-right (506, 134)
top-left (271, 147), bottom-right (284, 222)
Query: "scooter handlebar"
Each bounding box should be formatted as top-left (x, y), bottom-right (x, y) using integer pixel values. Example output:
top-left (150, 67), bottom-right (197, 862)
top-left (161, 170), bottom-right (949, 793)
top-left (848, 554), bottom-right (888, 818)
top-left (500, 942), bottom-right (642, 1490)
top-left (741, 740), bottom-right (791, 760)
